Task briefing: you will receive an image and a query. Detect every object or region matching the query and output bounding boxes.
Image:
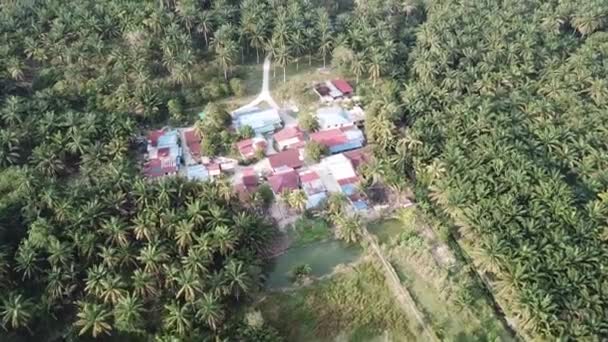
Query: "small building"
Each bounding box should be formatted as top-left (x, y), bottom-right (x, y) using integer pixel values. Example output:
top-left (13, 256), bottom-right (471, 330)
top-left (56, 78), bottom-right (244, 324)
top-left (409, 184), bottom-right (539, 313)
top-left (321, 153), bottom-right (358, 184)
top-left (182, 129), bottom-right (202, 165)
top-left (232, 107), bottom-right (282, 135)
top-left (268, 149), bottom-right (304, 172)
top-left (273, 126), bottom-right (306, 150)
top-left (144, 159), bottom-right (178, 178)
top-left (207, 163), bottom-right (221, 178)
top-left (343, 148), bottom-right (370, 170)
top-left (186, 164), bottom-right (209, 181)
top-left (315, 106), bottom-right (353, 130)
top-left (299, 170), bottom-right (327, 209)
top-left (309, 126), bottom-right (365, 154)
top-left (145, 129), bottom-right (182, 179)
top-left (268, 168), bottom-right (299, 195)
top-left (215, 157), bottom-right (237, 173)
top-left (241, 167), bottom-right (258, 188)
top-left (332, 79), bottom-right (353, 97)
top-left (236, 137), bottom-right (267, 159)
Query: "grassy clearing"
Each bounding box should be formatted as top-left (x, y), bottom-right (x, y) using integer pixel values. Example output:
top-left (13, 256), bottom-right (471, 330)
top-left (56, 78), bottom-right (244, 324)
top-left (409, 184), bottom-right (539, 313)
top-left (370, 208), bottom-right (514, 341)
top-left (258, 260), bottom-right (420, 342)
top-left (289, 216), bottom-right (332, 247)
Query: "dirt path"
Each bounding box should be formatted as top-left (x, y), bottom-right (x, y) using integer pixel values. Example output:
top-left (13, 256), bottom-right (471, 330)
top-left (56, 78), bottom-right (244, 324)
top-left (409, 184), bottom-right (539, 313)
top-left (361, 226), bottom-right (439, 342)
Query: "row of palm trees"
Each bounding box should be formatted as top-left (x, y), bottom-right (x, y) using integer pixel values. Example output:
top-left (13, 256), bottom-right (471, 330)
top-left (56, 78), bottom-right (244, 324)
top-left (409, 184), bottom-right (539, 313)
top-left (379, 0), bottom-right (608, 339)
top-left (1, 167), bottom-right (277, 339)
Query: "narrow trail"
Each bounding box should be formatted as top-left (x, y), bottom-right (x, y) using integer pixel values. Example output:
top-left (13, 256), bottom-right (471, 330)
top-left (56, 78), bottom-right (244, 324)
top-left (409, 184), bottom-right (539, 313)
top-left (234, 54), bottom-right (280, 112)
top-left (361, 226), bottom-right (439, 342)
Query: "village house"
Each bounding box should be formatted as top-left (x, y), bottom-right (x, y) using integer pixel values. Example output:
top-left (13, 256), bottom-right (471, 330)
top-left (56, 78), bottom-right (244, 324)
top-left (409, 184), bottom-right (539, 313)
top-left (236, 137), bottom-right (267, 159)
top-left (268, 149), bottom-right (304, 173)
top-left (144, 129), bottom-right (182, 178)
top-left (309, 126), bottom-right (365, 154)
top-left (186, 164), bottom-right (209, 181)
top-left (313, 79), bottom-right (354, 102)
top-left (314, 106), bottom-right (354, 130)
top-left (273, 126), bottom-right (306, 151)
top-left (299, 169), bottom-right (327, 209)
top-left (232, 106), bottom-right (282, 135)
top-left (321, 153), bottom-right (368, 211)
top-left (182, 128), bottom-right (202, 166)
top-left (268, 167), bottom-right (299, 195)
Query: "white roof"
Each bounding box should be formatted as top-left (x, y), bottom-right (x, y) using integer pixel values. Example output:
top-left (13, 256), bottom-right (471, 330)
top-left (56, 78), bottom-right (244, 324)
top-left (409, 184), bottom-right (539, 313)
top-left (325, 80), bottom-right (343, 98)
top-left (321, 154), bottom-right (356, 181)
top-left (234, 108), bottom-right (281, 130)
top-left (316, 106), bottom-right (351, 128)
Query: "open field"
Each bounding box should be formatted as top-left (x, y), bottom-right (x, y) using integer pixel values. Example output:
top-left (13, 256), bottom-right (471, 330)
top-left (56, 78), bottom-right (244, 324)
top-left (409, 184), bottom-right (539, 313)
top-left (258, 260), bottom-right (421, 342)
top-left (371, 209), bottom-right (514, 341)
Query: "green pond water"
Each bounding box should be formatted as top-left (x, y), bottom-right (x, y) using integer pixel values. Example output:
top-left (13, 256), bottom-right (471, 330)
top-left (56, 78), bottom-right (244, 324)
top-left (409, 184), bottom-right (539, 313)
top-left (369, 219), bottom-right (404, 244)
top-left (265, 240), bottom-right (362, 288)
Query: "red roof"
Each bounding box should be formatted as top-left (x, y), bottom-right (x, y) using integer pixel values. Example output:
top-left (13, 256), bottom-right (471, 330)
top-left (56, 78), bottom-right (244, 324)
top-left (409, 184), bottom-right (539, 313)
top-left (268, 149), bottom-right (303, 170)
top-left (268, 169), bottom-right (299, 194)
top-left (332, 79), bottom-right (353, 94)
top-left (208, 163), bottom-right (220, 171)
top-left (237, 138), bottom-right (267, 158)
top-left (144, 158), bottom-right (176, 178)
top-left (343, 148), bottom-right (370, 169)
top-left (184, 130), bottom-right (200, 145)
top-left (309, 129), bottom-right (348, 147)
top-left (158, 147), bottom-right (170, 157)
top-left (189, 143), bottom-right (201, 158)
top-left (274, 126), bottom-right (304, 142)
top-left (337, 176), bottom-right (359, 186)
top-left (148, 130), bottom-right (164, 147)
top-left (299, 170), bottom-right (320, 183)
top-left (242, 168), bottom-right (258, 186)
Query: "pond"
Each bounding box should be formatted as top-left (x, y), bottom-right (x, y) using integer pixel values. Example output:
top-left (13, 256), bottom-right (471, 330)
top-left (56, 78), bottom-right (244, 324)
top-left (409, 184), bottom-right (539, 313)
top-left (368, 219), bottom-right (404, 245)
top-left (265, 240), bottom-right (362, 289)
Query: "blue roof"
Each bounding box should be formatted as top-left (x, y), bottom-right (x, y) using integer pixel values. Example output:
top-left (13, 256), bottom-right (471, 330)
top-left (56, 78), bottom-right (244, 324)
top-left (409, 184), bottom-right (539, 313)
top-left (234, 108), bottom-right (282, 134)
top-left (306, 192), bottom-right (328, 209)
top-left (186, 165), bottom-right (209, 181)
top-left (352, 200), bottom-right (368, 211)
top-left (157, 130), bottom-right (179, 148)
top-left (340, 184), bottom-right (357, 196)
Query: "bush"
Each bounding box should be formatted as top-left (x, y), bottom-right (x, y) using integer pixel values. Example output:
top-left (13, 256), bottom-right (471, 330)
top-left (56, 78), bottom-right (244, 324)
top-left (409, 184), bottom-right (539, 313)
top-left (305, 141), bottom-right (328, 162)
top-left (298, 112), bottom-right (319, 132)
top-left (257, 184), bottom-right (275, 207)
top-left (239, 125), bottom-right (255, 139)
top-left (229, 78), bottom-right (247, 97)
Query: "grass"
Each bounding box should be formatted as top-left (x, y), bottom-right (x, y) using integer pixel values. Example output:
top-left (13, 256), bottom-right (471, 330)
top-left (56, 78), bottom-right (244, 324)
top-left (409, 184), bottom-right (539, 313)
top-left (257, 261), bottom-right (420, 342)
top-left (289, 216), bottom-right (332, 247)
top-left (367, 208), bottom-right (514, 341)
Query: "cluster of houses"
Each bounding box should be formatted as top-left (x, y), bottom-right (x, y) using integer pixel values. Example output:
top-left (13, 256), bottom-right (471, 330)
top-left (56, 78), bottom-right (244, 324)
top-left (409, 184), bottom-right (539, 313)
top-left (232, 79), bottom-right (371, 212)
top-left (143, 127), bottom-right (236, 181)
top-left (143, 78), bottom-right (370, 212)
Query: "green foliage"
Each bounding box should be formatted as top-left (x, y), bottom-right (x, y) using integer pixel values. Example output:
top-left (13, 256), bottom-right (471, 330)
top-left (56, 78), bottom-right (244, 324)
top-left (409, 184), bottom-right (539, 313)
top-left (229, 78), bottom-right (247, 97)
top-left (291, 217), bottom-right (332, 247)
top-left (291, 264), bottom-right (312, 282)
top-left (239, 125), bottom-right (255, 140)
top-left (258, 262), bottom-right (417, 341)
top-left (304, 141), bottom-right (327, 163)
top-left (297, 112), bottom-right (319, 132)
top-left (256, 184), bottom-right (275, 208)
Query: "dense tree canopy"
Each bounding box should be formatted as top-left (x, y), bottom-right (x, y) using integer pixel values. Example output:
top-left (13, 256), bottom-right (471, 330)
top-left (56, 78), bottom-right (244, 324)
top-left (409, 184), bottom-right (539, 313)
top-left (372, 0), bottom-right (608, 339)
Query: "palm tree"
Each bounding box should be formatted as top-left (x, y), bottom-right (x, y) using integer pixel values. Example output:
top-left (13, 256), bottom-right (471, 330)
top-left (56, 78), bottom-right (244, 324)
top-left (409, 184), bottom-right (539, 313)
top-left (213, 225), bottom-right (237, 256)
top-left (351, 52), bottom-right (365, 83)
top-left (175, 269), bottom-right (202, 302)
top-left (101, 217), bottom-right (130, 247)
top-left (223, 259), bottom-right (250, 300)
top-left (174, 220), bottom-right (195, 252)
top-left (335, 216), bottom-right (362, 244)
top-left (197, 11), bottom-right (214, 47)
top-left (113, 293), bottom-right (144, 333)
top-left (137, 243), bottom-right (168, 274)
top-left (274, 41), bottom-right (290, 83)
top-left (0, 293), bottom-right (34, 331)
top-left (290, 29), bottom-right (306, 71)
top-left (288, 190), bottom-right (307, 213)
top-left (74, 301), bottom-right (112, 338)
top-left (131, 268), bottom-right (158, 299)
top-left (195, 293), bottom-right (224, 331)
top-left (163, 301), bottom-right (192, 337)
top-left (15, 241), bottom-right (41, 281)
top-left (100, 273), bottom-right (126, 304)
top-left (316, 8), bottom-right (333, 68)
